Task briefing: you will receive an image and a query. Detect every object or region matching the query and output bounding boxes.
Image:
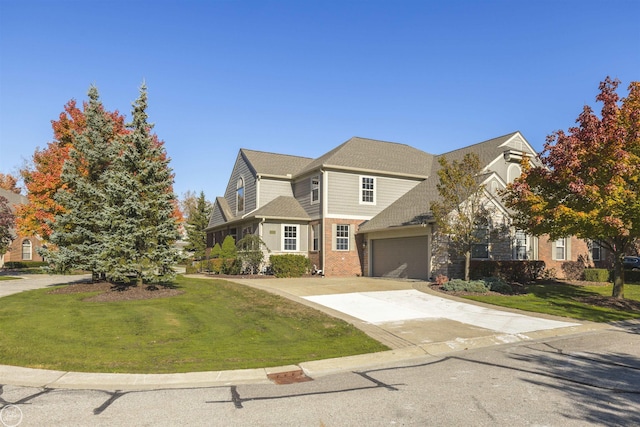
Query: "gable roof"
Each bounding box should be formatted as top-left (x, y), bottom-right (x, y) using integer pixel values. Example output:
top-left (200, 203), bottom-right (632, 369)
top-left (360, 133), bottom-right (525, 233)
top-left (0, 188), bottom-right (26, 208)
top-left (296, 137), bottom-right (435, 178)
top-left (240, 149), bottom-right (313, 178)
top-left (435, 132), bottom-right (519, 169)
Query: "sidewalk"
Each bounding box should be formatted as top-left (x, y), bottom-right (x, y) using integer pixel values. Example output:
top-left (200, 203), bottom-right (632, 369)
top-left (0, 274), bottom-right (611, 391)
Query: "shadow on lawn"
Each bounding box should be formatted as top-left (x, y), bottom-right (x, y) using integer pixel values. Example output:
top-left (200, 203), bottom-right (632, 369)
top-left (511, 343), bottom-right (640, 425)
top-left (525, 282), bottom-right (640, 322)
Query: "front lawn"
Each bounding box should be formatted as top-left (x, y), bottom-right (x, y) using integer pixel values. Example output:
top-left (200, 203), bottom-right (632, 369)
top-left (0, 276), bottom-right (20, 281)
top-left (0, 276), bottom-right (388, 373)
top-left (463, 281), bottom-right (640, 322)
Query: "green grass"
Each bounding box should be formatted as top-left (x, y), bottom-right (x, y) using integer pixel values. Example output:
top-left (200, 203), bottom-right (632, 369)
top-left (464, 282), bottom-right (640, 322)
top-left (0, 276), bottom-right (388, 373)
top-left (0, 276), bottom-right (20, 281)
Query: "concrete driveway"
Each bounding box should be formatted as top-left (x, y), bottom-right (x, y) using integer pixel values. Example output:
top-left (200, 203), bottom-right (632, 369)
top-left (227, 276), bottom-right (601, 352)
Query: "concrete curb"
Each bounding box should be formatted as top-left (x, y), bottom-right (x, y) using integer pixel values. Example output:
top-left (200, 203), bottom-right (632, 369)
top-left (0, 323), bottom-right (613, 391)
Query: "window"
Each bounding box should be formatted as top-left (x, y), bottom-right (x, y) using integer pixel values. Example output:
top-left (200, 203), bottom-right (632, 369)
top-left (311, 224), bottom-right (320, 251)
top-left (336, 224), bottom-right (350, 251)
top-left (591, 241), bottom-right (601, 261)
top-left (360, 176), bottom-right (375, 204)
top-left (22, 239), bottom-right (32, 261)
top-left (471, 221), bottom-right (489, 259)
top-left (310, 175), bottom-right (320, 204)
top-left (283, 225), bottom-right (299, 251)
top-left (515, 230), bottom-right (527, 260)
top-left (236, 177), bottom-right (244, 213)
top-left (555, 238), bottom-right (566, 260)
top-left (242, 226), bottom-right (252, 237)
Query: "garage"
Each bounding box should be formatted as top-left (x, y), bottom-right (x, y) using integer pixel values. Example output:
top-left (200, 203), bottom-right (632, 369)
top-left (371, 236), bottom-right (429, 280)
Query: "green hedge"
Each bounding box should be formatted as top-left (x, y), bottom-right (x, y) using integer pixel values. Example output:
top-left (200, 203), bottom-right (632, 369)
top-left (470, 260), bottom-right (546, 283)
top-left (583, 268), bottom-right (610, 282)
top-left (3, 261), bottom-right (48, 269)
top-left (269, 254), bottom-right (311, 278)
top-left (625, 270), bottom-right (640, 284)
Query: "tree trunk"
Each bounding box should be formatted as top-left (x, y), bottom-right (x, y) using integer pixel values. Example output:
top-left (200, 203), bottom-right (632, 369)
top-left (464, 251), bottom-right (471, 281)
top-left (612, 254), bottom-right (625, 299)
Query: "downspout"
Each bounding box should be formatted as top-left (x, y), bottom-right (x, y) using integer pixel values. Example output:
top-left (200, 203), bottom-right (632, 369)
top-left (321, 168), bottom-right (327, 275)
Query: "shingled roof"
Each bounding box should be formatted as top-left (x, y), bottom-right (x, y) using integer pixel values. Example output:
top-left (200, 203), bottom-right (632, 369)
top-left (359, 133), bottom-right (522, 233)
top-left (251, 196), bottom-right (310, 221)
top-left (296, 137), bottom-right (435, 178)
top-left (434, 131), bottom-right (520, 171)
top-left (241, 149), bottom-right (313, 178)
top-left (358, 178), bottom-right (439, 232)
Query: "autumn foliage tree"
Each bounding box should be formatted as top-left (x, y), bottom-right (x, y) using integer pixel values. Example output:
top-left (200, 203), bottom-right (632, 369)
top-left (0, 173), bottom-right (21, 194)
top-left (504, 77), bottom-right (640, 298)
top-left (431, 153), bottom-right (494, 281)
top-left (17, 100), bottom-right (126, 240)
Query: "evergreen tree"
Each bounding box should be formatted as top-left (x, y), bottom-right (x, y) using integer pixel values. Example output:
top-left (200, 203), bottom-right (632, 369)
top-left (43, 86), bottom-right (117, 278)
top-left (184, 191), bottom-right (212, 259)
top-left (101, 83), bottom-right (180, 285)
top-left (0, 195), bottom-right (15, 256)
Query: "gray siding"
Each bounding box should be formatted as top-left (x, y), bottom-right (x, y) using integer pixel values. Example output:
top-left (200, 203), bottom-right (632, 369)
top-left (259, 178), bottom-right (294, 208)
top-left (293, 174), bottom-right (322, 218)
top-left (224, 154), bottom-right (257, 215)
top-left (209, 204), bottom-right (226, 228)
top-left (262, 222), bottom-right (309, 253)
top-left (326, 171), bottom-right (421, 218)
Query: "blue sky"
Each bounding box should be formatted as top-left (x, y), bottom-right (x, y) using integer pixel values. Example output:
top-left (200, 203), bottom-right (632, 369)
top-left (1, 0), bottom-right (638, 202)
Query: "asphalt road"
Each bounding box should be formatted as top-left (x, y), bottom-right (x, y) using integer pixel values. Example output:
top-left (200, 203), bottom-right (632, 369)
top-left (2, 325), bottom-right (639, 426)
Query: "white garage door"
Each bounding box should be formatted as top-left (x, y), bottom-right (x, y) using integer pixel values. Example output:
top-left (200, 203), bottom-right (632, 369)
top-left (371, 236), bottom-right (429, 280)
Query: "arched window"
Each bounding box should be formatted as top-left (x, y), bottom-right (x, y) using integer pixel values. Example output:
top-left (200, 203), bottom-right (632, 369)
top-left (507, 164), bottom-right (522, 183)
top-left (236, 177), bottom-right (245, 213)
top-left (22, 239), bottom-right (32, 261)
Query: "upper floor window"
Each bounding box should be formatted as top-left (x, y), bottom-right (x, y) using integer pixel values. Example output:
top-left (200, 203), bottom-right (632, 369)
top-left (236, 177), bottom-right (244, 213)
top-left (283, 225), bottom-right (299, 251)
top-left (22, 239), bottom-right (32, 261)
top-left (555, 238), bottom-right (567, 260)
top-left (310, 175), bottom-right (320, 205)
top-left (335, 224), bottom-right (350, 251)
top-left (360, 176), bottom-right (375, 204)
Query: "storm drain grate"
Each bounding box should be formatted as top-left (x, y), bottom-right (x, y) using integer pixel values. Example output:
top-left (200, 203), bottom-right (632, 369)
top-left (267, 369), bottom-right (313, 385)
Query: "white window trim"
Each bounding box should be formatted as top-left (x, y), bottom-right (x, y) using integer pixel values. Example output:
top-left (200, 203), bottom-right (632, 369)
top-left (311, 224), bottom-right (320, 252)
top-left (335, 224), bottom-right (350, 251)
top-left (310, 175), bottom-right (320, 205)
top-left (236, 176), bottom-right (245, 214)
top-left (359, 176), bottom-right (376, 205)
top-left (22, 239), bottom-right (32, 261)
top-left (282, 224), bottom-right (299, 252)
top-left (555, 238), bottom-right (567, 261)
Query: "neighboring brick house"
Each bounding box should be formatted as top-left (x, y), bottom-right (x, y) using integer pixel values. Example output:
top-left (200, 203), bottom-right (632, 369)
top-left (0, 188), bottom-right (45, 267)
top-left (205, 132), bottom-right (595, 280)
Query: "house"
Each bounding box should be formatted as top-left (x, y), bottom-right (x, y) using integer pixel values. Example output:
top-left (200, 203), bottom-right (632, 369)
top-left (0, 188), bottom-right (45, 268)
top-left (205, 132), bottom-right (593, 280)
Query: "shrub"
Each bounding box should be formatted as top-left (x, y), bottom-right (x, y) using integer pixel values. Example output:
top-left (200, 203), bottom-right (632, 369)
top-left (221, 258), bottom-right (241, 275)
top-left (482, 277), bottom-right (513, 294)
top-left (209, 243), bottom-right (222, 258)
top-left (470, 260), bottom-right (545, 283)
top-left (185, 265), bottom-right (198, 274)
top-left (269, 254), bottom-right (311, 278)
top-left (562, 261), bottom-right (585, 280)
top-left (540, 267), bottom-right (557, 280)
top-left (626, 270), bottom-right (640, 284)
top-left (3, 261), bottom-right (48, 269)
top-left (435, 275), bottom-right (449, 286)
top-left (583, 268), bottom-right (610, 282)
top-left (441, 279), bottom-right (489, 293)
